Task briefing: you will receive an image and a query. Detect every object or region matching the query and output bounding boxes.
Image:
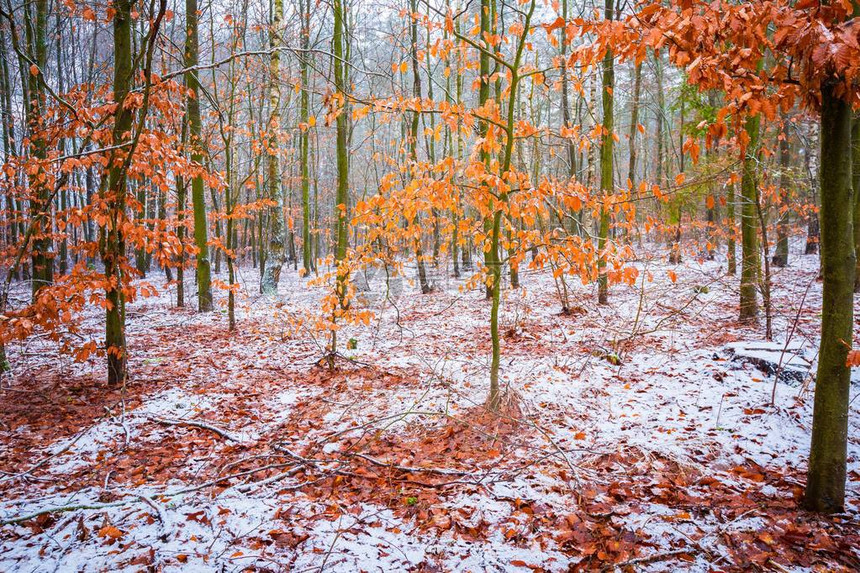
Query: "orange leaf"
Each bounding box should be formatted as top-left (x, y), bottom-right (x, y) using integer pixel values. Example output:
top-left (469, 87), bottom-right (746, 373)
top-left (546, 16), bottom-right (565, 32)
top-left (98, 525), bottom-right (123, 539)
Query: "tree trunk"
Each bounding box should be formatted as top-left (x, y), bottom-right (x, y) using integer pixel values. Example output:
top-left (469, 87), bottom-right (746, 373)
top-left (805, 82), bottom-right (855, 514)
top-left (56, 15), bottom-right (69, 277)
top-left (739, 112), bottom-right (760, 321)
top-left (561, 0), bottom-right (578, 226)
top-left (103, 0), bottom-right (134, 386)
top-left (300, 0), bottom-right (313, 275)
top-left (852, 113), bottom-right (860, 292)
top-left (260, 0), bottom-right (286, 294)
top-left (773, 116), bottom-right (791, 268)
top-left (627, 62), bottom-right (641, 190)
top-left (135, 181), bottom-right (148, 276)
top-left (185, 0), bottom-right (213, 310)
top-left (408, 0), bottom-right (431, 294)
top-left (329, 0), bottom-right (350, 360)
top-left (597, 0), bottom-right (613, 305)
top-left (479, 0), bottom-right (493, 300)
top-left (806, 134), bottom-right (820, 256)
top-left (727, 182), bottom-right (737, 274)
top-left (176, 119), bottom-right (188, 308)
top-left (28, 0), bottom-right (53, 297)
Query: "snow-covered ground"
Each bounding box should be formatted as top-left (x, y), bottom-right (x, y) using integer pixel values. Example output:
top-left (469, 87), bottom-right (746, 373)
top-left (0, 243), bottom-right (858, 572)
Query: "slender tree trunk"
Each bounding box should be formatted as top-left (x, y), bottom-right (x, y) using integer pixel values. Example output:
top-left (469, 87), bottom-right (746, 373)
top-left (739, 111), bottom-right (761, 321)
top-left (773, 116), bottom-right (791, 268)
top-left (487, 0), bottom-right (534, 411)
top-left (627, 62), bottom-right (641, 191)
top-left (56, 14), bottom-right (69, 277)
top-left (102, 0), bottom-right (134, 387)
top-left (158, 180), bottom-right (173, 282)
top-left (655, 51), bottom-right (665, 190)
top-left (329, 0), bottom-right (350, 361)
top-left (300, 0), bottom-right (313, 275)
top-left (423, 12), bottom-right (441, 271)
top-left (755, 182), bottom-right (773, 340)
top-left (312, 131), bottom-right (320, 269)
top-left (185, 0), bottom-right (213, 310)
top-left (480, 0), bottom-right (493, 300)
top-left (135, 181), bottom-right (148, 276)
top-left (597, 0), bottom-right (614, 305)
top-left (852, 113), bottom-right (860, 292)
top-left (408, 0), bottom-right (431, 294)
top-left (445, 3), bottom-right (460, 279)
top-left (209, 185), bottom-right (222, 274)
top-left (260, 0), bottom-right (287, 294)
top-left (560, 0), bottom-right (576, 183)
top-left (669, 100), bottom-right (684, 264)
top-left (456, 15), bottom-right (470, 273)
top-left (727, 182), bottom-right (737, 274)
top-left (805, 82), bottom-right (855, 514)
top-left (805, 126), bottom-right (820, 256)
top-left (28, 0), bottom-right (53, 297)
top-left (176, 118), bottom-right (188, 307)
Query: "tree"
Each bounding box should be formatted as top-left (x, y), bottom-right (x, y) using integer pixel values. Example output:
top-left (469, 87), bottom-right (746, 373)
top-left (627, 62), bottom-right (642, 196)
top-left (26, 0), bottom-right (52, 297)
top-left (261, 0), bottom-right (286, 295)
top-left (597, 0), bottom-right (613, 305)
top-left (329, 0), bottom-right (350, 361)
top-left (408, 0), bottom-right (431, 295)
top-left (185, 0), bottom-right (214, 310)
top-left (852, 113), bottom-right (860, 292)
top-left (299, 0), bottom-right (313, 276)
top-left (636, 0), bottom-right (860, 515)
top-left (805, 80), bottom-right (854, 513)
top-left (772, 114), bottom-right (790, 268)
top-left (738, 109), bottom-right (760, 321)
top-left (101, 0), bottom-right (135, 386)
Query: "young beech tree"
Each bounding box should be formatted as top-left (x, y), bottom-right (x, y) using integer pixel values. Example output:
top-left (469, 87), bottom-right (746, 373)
top-left (102, 0), bottom-right (136, 386)
top-left (329, 0), bottom-right (350, 361)
top-left (407, 0), bottom-right (431, 295)
top-left (27, 0), bottom-right (52, 297)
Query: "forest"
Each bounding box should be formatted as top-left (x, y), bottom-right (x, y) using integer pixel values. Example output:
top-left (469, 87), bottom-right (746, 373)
top-left (0, 0), bottom-right (858, 570)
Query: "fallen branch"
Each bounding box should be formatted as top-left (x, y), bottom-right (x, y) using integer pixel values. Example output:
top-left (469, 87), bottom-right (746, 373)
top-left (0, 502), bottom-right (128, 526)
top-left (604, 548), bottom-right (693, 571)
top-left (350, 452), bottom-right (472, 476)
top-left (149, 417), bottom-right (244, 443)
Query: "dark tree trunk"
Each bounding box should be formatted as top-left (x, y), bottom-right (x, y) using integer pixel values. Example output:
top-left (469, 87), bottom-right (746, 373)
top-left (804, 83), bottom-right (855, 514)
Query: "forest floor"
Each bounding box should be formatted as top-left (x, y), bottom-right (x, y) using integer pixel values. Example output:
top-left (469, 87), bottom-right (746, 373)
top-left (0, 244), bottom-right (858, 572)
